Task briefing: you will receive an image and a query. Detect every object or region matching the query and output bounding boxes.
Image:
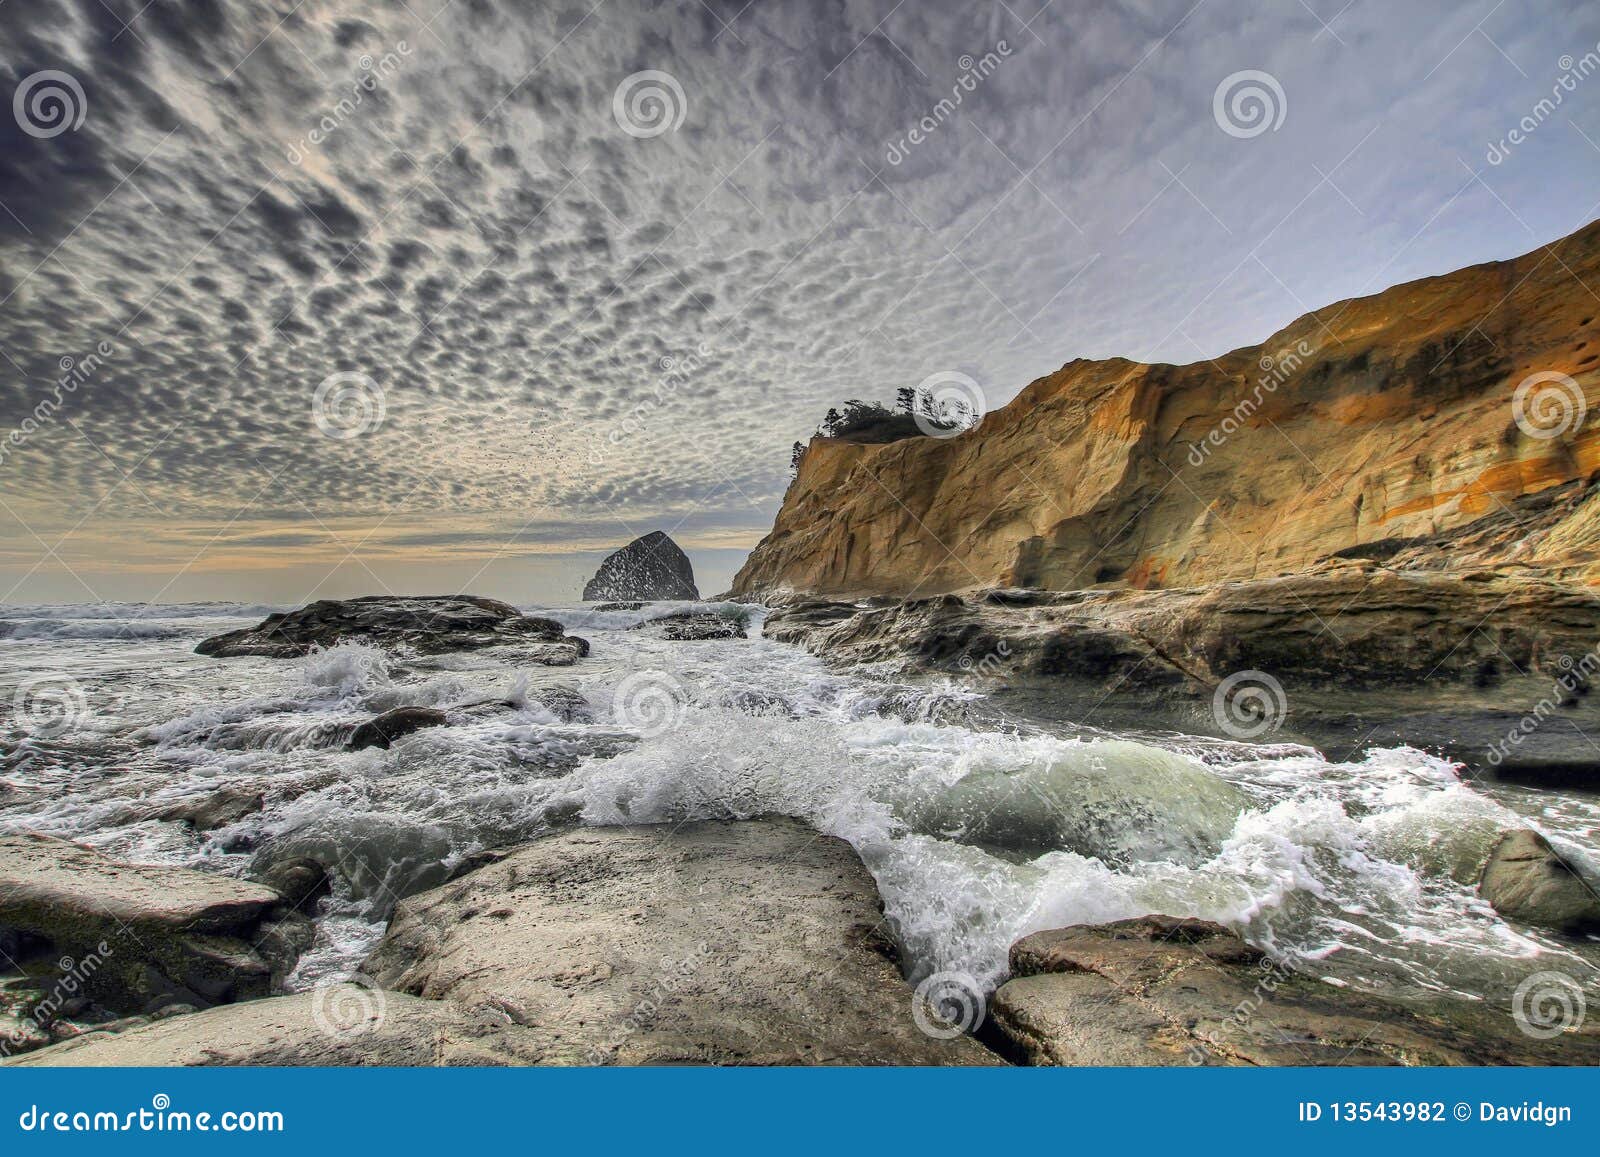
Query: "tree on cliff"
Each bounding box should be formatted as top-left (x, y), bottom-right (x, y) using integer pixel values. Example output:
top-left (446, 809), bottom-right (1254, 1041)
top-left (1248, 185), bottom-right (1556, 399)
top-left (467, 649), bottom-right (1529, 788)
top-left (813, 397), bottom-right (922, 443)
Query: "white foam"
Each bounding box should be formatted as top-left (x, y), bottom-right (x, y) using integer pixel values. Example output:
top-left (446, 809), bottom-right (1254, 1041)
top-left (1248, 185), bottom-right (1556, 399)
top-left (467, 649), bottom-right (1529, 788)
top-left (4, 600), bottom-right (1597, 1004)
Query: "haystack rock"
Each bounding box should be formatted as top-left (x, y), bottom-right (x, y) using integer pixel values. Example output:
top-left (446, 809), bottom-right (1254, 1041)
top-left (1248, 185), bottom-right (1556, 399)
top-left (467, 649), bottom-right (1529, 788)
top-left (583, 531), bottom-right (699, 601)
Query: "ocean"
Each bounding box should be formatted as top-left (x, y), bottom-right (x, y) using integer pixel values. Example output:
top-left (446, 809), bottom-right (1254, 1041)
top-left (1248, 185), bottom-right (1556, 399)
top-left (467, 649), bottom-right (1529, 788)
top-left (2, 600), bottom-right (1596, 1015)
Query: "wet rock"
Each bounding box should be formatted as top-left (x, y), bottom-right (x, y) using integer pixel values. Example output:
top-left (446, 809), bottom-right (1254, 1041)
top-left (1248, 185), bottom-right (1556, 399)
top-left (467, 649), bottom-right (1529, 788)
top-left (763, 573), bottom-right (1600, 785)
top-left (991, 916), bottom-right (1600, 1066)
top-left (660, 612), bottom-right (746, 641)
top-left (254, 913), bottom-right (317, 979)
top-left (592, 601), bottom-right (644, 612)
top-left (348, 706), bottom-right (449, 751)
top-left (153, 785), bottom-right (264, 831)
top-left (364, 819), bottom-right (1000, 1066)
top-left (0, 833), bottom-right (300, 1012)
top-left (1479, 829), bottom-right (1600, 935)
top-left (196, 595), bottom-right (588, 660)
top-left (582, 532), bottom-right (699, 601)
top-left (256, 857), bottom-right (332, 913)
top-left (523, 684), bottom-right (592, 722)
top-left (4, 986), bottom-right (546, 1066)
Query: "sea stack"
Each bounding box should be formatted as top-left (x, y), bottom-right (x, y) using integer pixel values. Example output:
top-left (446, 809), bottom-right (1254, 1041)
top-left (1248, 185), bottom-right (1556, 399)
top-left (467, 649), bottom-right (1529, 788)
top-left (582, 531), bottom-right (699, 601)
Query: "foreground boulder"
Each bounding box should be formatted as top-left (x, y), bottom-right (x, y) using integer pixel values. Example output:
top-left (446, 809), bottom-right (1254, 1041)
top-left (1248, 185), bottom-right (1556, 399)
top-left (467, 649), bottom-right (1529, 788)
top-left (763, 569), bottom-right (1600, 784)
top-left (1479, 829), bottom-right (1600, 934)
top-left (13, 820), bottom-right (999, 1066)
top-left (0, 833), bottom-right (305, 1016)
top-left (3, 985), bottom-right (543, 1066)
top-left (196, 595), bottom-right (588, 660)
top-left (582, 532), bottom-right (699, 601)
top-left (364, 818), bottom-right (997, 1065)
top-left (991, 916), bottom-right (1600, 1066)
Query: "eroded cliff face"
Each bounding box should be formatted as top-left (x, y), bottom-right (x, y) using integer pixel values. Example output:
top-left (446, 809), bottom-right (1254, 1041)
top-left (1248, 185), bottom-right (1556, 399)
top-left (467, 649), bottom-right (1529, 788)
top-left (733, 219), bottom-right (1600, 598)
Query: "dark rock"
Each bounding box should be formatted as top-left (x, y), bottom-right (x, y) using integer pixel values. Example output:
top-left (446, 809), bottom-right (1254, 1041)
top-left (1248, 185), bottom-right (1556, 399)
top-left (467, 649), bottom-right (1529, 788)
top-left (582, 532), bottom-right (699, 601)
top-left (256, 857), bottom-right (332, 913)
top-left (195, 595), bottom-right (587, 659)
top-left (524, 684), bottom-right (591, 722)
top-left (763, 572), bottom-right (1600, 786)
top-left (154, 786), bottom-right (264, 831)
top-left (348, 706), bottom-right (449, 751)
top-left (660, 612), bottom-right (746, 641)
top-left (254, 913), bottom-right (316, 978)
top-left (592, 601), bottom-right (644, 612)
top-left (1479, 829), bottom-right (1600, 934)
top-left (992, 915), bottom-right (1600, 1066)
top-left (0, 833), bottom-right (300, 1014)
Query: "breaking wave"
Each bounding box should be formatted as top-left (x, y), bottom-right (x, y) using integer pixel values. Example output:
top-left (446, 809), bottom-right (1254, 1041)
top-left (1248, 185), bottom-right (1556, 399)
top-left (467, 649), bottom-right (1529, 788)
top-left (2, 600), bottom-right (1596, 1006)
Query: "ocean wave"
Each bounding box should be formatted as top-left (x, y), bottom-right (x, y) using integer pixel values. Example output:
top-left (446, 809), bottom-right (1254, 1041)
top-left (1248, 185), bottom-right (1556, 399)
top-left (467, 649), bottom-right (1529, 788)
top-left (0, 601), bottom-right (286, 620)
top-left (5, 603), bottom-right (1596, 1006)
top-left (0, 618), bottom-right (190, 640)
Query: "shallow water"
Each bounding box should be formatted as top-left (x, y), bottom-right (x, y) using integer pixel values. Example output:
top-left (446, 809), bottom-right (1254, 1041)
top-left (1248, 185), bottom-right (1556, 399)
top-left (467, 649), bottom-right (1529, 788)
top-left (1, 600), bottom-right (1597, 1013)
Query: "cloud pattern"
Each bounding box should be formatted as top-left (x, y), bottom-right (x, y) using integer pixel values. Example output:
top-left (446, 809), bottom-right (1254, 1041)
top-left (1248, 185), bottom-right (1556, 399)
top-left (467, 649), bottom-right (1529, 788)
top-left (0, 0), bottom-right (1597, 601)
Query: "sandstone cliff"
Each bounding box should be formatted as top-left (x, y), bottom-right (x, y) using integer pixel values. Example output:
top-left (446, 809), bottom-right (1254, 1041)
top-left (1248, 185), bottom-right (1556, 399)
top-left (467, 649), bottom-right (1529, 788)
top-left (734, 219), bottom-right (1600, 597)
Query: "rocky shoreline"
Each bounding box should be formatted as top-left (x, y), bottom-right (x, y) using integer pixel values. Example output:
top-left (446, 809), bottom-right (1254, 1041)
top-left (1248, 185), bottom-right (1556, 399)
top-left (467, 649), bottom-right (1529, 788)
top-left (3, 591), bottom-right (1597, 1066)
top-left (4, 811), bottom-right (1595, 1066)
top-left (3, 819), bottom-right (995, 1066)
top-left (759, 567), bottom-right (1600, 789)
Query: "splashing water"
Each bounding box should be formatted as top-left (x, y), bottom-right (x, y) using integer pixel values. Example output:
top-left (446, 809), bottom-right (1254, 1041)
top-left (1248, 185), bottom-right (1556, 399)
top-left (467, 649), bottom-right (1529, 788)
top-left (1, 599), bottom-right (1596, 1006)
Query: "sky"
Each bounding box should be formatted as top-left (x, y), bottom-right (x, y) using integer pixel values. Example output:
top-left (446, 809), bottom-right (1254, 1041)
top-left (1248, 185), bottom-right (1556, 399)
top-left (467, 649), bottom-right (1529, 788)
top-left (1, 0), bottom-right (1598, 605)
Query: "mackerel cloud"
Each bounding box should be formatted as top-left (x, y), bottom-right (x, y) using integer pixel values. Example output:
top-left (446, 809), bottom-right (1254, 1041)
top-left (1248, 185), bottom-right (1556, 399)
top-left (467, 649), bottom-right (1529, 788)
top-left (0, 0), bottom-right (1595, 583)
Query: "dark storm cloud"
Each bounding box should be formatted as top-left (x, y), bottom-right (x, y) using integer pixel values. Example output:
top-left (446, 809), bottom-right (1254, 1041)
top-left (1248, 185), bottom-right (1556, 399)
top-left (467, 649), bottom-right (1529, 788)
top-left (0, 0), bottom-right (1598, 600)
